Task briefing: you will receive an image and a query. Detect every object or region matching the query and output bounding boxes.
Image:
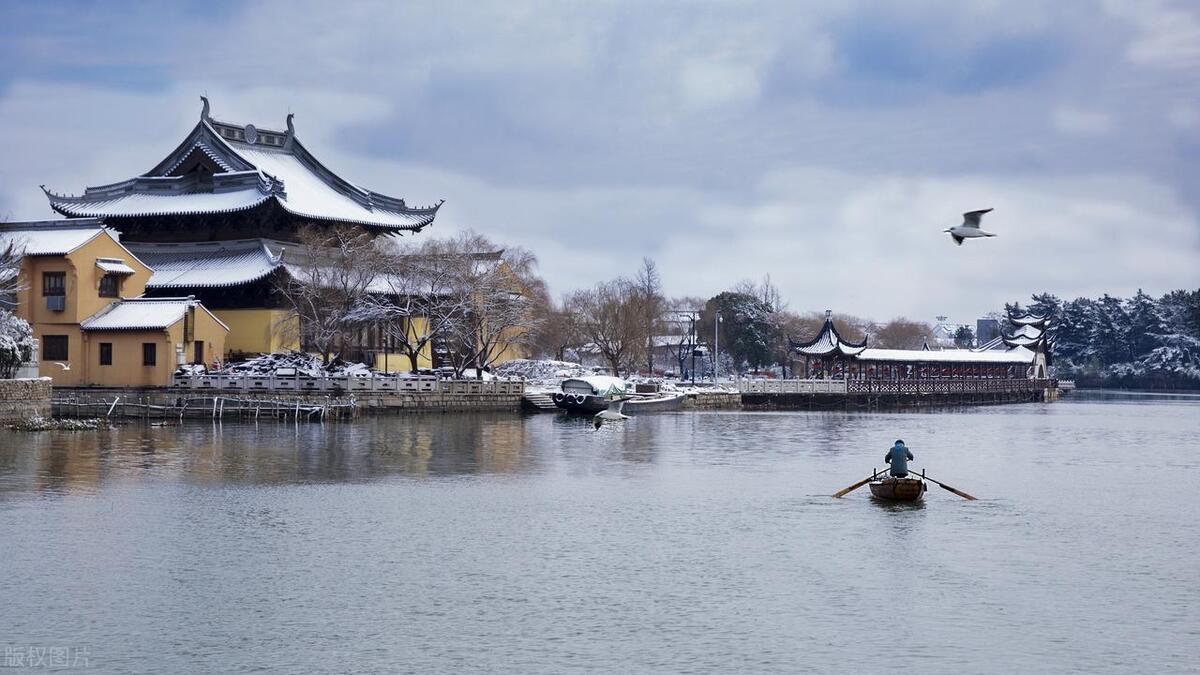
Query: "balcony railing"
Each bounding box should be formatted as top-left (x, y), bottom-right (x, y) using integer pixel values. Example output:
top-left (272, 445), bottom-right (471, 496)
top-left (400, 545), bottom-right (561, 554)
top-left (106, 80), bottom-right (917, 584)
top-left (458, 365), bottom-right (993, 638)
top-left (170, 373), bottom-right (525, 395)
top-left (740, 378), bottom-right (1055, 396)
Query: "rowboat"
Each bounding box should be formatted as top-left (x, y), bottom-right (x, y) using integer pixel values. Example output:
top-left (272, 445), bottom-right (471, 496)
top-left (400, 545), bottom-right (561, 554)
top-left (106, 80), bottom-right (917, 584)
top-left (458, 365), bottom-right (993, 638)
top-left (868, 475), bottom-right (927, 502)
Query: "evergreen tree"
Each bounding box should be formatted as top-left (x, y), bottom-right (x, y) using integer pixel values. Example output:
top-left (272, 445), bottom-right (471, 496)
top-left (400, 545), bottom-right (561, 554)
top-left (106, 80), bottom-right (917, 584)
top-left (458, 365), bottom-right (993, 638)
top-left (1090, 294), bottom-right (1130, 366)
top-left (1160, 289), bottom-right (1200, 338)
top-left (1125, 289), bottom-right (1168, 359)
top-left (953, 325), bottom-right (975, 348)
top-left (1054, 297), bottom-right (1097, 370)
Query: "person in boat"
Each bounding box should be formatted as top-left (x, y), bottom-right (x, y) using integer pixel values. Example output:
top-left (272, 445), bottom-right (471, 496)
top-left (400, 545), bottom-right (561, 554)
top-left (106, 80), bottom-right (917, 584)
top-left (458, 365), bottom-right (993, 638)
top-left (885, 439), bottom-right (913, 477)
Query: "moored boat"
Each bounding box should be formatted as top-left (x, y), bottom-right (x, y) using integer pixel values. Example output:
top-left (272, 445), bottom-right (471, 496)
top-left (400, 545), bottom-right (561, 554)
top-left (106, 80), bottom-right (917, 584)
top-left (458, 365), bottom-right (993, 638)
top-left (868, 476), bottom-right (926, 502)
top-left (622, 391), bottom-right (686, 412)
top-left (553, 376), bottom-right (628, 414)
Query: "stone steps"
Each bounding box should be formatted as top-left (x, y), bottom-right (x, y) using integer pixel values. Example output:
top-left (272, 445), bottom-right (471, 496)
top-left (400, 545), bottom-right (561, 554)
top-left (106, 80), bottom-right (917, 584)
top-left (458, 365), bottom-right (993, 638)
top-left (522, 392), bottom-right (559, 412)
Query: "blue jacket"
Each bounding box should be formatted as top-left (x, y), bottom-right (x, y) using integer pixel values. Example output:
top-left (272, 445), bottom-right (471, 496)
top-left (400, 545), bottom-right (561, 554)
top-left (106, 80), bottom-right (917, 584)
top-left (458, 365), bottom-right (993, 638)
top-left (885, 443), bottom-right (913, 476)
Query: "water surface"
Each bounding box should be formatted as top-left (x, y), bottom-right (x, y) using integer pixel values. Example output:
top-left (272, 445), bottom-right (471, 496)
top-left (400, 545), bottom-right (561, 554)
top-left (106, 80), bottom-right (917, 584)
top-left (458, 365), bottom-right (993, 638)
top-left (1, 396), bottom-right (1197, 673)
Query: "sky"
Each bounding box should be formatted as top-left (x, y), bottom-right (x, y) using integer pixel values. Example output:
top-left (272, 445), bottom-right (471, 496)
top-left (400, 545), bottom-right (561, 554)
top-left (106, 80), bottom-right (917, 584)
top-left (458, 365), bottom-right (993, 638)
top-left (0, 0), bottom-right (1197, 323)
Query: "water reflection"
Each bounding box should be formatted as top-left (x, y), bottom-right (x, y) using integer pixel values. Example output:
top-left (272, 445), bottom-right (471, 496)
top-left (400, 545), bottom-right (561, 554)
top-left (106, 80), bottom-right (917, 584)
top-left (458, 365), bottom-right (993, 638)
top-left (0, 413), bottom-right (541, 497)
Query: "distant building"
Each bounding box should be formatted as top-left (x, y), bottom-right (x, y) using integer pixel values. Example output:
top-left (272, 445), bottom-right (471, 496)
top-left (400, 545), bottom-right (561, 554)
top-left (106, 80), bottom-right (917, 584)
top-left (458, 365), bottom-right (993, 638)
top-left (931, 315), bottom-right (970, 347)
top-left (976, 317), bottom-right (1000, 344)
top-left (0, 220), bottom-right (227, 386)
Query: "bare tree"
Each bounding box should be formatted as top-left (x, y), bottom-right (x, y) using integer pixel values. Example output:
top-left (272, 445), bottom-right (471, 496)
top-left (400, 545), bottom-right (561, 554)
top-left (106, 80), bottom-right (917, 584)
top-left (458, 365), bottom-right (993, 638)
top-left (348, 237), bottom-right (477, 372)
top-left (532, 294), bottom-right (583, 361)
top-left (275, 226), bottom-right (383, 364)
top-left (406, 231), bottom-right (544, 378)
top-left (568, 278), bottom-right (643, 375)
top-left (873, 317), bottom-right (936, 349)
top-left (633, 258), bottom-right (665, 374)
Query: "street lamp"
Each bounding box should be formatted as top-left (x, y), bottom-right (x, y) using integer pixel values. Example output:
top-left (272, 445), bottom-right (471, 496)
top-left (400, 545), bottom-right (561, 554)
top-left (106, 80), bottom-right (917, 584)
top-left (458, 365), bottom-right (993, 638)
top-left (713, 312), bottom-right (722, 382)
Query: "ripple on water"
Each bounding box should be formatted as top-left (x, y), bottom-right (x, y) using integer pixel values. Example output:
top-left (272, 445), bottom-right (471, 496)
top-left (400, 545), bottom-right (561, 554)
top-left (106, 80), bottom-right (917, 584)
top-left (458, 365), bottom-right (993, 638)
top-left (0, 398), bottom-right (1197, 673)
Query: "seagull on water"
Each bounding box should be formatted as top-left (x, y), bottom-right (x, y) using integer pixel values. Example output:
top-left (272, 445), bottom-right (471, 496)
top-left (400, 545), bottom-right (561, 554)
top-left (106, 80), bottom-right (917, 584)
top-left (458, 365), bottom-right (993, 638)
top-left (944, 208), bottom-right (996, 246)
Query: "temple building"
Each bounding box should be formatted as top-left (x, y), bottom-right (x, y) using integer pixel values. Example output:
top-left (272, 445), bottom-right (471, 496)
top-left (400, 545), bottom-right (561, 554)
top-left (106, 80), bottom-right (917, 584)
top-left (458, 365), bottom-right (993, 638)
top-left (790, 310), bottom-right (1048, 381)
top-left (37, 98), bottom-right (442, 361)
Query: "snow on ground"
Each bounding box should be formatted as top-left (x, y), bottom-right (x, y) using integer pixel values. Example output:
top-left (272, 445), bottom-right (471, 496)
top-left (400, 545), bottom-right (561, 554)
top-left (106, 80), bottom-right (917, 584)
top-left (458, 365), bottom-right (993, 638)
top-left (223, 352), bottom-right (374, 377)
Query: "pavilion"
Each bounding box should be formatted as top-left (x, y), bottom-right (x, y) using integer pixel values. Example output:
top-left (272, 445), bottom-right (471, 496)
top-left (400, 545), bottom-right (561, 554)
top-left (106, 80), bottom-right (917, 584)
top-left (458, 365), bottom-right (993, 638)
top-left (790, 310), bottom-right (1048, 381)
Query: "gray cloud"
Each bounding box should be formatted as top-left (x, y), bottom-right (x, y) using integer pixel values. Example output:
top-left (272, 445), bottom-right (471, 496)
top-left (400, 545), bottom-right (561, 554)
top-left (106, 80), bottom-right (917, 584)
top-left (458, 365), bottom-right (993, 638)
top-left (0, 0), bottom-right (1196, 323)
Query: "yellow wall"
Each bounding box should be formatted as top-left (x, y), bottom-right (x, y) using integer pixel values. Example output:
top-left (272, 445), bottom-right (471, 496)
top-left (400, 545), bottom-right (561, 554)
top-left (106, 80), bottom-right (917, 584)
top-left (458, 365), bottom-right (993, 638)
top-left (13, 231), bottom-right (227, 387)
top-left (215, 308), bottom-right (298, 356)
top-left (73, 307), bottom-right (228, 387)
top-left (370, 316), bottom-right (434, 372)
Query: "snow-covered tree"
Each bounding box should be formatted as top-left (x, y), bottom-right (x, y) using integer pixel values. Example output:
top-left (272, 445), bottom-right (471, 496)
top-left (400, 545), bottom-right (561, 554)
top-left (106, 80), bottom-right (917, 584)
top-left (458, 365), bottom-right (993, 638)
top-left (1125, 289), bottom-right (1168, 360)
top-left (700, 291), bottom-right (777, 373)
top-left (0, 309), bottom-right (36, 378)
top-left (1089, 294), bottom-right (1130, 366)
top-left (276, 226), bottom-right (384, 364)
top-left (953, 325), bottom-right (975, 348)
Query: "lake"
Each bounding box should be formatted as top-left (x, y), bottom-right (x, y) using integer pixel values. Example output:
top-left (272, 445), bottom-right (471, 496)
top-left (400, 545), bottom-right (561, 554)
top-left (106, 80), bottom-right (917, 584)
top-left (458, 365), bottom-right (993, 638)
top-left (1, 394), bottom-right (1197, 673)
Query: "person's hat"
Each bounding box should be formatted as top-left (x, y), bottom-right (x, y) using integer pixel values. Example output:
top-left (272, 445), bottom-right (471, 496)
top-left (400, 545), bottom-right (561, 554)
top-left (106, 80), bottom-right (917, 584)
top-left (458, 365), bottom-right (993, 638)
top-left (894, 439), bottom-right (904, 445)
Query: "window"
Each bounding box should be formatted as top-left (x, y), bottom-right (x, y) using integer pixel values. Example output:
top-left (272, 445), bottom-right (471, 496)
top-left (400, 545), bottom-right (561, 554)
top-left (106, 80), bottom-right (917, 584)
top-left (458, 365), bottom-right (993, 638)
top-left (42, 272), bottom-right (65, 297)
top-left (99, 274), bottom-right (119, 298)
top-left (142, 342), bottom-right (157, 366)
top-left (99, 343), bottom-right (112, 366)
top-left (42, 335), bottom-right (68, 361)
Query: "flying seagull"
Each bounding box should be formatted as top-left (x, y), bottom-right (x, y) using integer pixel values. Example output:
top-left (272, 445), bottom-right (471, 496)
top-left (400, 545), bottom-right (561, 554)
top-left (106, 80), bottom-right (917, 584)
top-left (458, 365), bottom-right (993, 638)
top-left (944, 208), bottom-right (996, 246)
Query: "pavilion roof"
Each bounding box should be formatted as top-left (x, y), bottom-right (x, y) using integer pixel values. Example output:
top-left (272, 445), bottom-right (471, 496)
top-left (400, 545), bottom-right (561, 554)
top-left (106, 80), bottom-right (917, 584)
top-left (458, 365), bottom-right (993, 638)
top-left (790, 311), bottom-right (868, 356)
top-left (125, 239), bottom-right (284, 289)
top-left (856, 346), bottom-right (1036, 364)
top-left (43, 99), bottom-right (441, 233)
top-left (1008, 313), bottom-right (1048, 327)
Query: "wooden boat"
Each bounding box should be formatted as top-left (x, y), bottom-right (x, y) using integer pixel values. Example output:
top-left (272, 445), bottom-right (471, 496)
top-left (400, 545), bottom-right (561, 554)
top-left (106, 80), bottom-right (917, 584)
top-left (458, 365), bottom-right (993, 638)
top-left (622, 391), bottom-right (686, 412)
top-left (869, 476), bottom-right (927, 502)
top-left (553, 376), bottom-right (628, 414)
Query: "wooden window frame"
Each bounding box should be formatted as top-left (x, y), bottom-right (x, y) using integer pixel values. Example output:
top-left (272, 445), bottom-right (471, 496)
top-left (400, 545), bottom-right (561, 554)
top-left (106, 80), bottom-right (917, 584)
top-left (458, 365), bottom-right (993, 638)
top-left (98, 274), bottom-right (120, 298)
top-left (142, 342), bottom-right (157, 367)
top-left (42, 335), bottom-right (68, 361)
top-left (99, 342), bottom-right (113, 366)
top-left (42, 272), bottom-right (66, 297)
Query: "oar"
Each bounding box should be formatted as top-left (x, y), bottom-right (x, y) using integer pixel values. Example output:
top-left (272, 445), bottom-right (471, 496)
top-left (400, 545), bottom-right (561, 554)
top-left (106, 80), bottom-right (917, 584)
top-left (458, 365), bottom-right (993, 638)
top-left (918, 470), bottom-right (978, 501)
top-left (832, 469), bottom-right (882, 498)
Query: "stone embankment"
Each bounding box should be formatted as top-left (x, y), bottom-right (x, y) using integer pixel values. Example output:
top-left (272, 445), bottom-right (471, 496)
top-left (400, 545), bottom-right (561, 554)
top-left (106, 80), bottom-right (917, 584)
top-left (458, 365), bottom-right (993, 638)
top-left (0, 378), bottom-right (52, 422)
top-left (53, 387), bottom-right (522, 419)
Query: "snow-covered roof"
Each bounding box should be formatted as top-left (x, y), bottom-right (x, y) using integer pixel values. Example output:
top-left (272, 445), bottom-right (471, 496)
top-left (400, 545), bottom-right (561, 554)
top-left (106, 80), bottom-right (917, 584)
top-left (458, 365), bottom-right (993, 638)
top-left (232, 145), bottom-right (436, 229)
top-left (791, 311), bottom-right (867, 356)
top-left (95, 258), bottom-right (136, 274)
top-left (48, 190), bottom-right (271, 219)
top-left (126, 239), bottom-right (283, 289)
top-left (0, 220), bottom-right (110, 256)
top-left (81, 297), bottom-right (229, 332)
top-left (857, 347), bottom-right (1035, 364)
top-left (1009, 314), bottom-right (1048, 327)
top-left (44, 102), bottom-right (441, 233)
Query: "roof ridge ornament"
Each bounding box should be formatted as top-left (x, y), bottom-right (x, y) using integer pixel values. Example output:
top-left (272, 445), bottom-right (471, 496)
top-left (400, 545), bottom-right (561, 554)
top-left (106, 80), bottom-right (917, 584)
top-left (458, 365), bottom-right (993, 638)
top-left (200, 96), bottom-right (211, 123)
top-left (284, 113), bottom-right (295, 149)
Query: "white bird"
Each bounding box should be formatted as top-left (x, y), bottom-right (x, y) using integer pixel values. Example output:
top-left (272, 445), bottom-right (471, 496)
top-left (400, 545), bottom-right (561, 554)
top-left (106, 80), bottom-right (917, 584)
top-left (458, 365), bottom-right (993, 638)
top-left (593, 397), bottom-right (630, 428)
top-left (53, 362), bottom-right (70, 371)
top-left (944, 208), bottom-right (996, 246)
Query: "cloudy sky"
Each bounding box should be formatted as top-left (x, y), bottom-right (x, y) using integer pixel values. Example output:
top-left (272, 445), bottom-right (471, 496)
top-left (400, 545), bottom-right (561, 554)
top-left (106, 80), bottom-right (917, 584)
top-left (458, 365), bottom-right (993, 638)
top-left (1, 0), bottom-right (1197, 322)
